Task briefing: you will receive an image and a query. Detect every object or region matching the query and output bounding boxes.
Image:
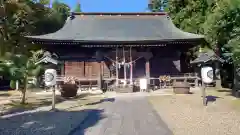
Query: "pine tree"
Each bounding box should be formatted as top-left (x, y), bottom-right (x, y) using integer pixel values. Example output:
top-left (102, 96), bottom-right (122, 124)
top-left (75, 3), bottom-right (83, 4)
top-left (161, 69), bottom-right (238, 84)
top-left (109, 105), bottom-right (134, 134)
top-left (73, 0), bottom-right (81, 12)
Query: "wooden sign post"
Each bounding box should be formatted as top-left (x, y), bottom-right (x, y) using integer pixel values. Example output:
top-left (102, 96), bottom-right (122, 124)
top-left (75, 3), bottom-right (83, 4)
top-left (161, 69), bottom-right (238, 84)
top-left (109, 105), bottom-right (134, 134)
top-left (35, 52), bottom-right (58, 111)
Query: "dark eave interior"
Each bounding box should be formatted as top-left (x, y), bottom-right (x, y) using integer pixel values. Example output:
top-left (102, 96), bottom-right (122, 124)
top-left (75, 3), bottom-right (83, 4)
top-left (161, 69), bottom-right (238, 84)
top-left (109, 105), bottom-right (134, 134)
top-left (26, 12), bottom-right (204, 45)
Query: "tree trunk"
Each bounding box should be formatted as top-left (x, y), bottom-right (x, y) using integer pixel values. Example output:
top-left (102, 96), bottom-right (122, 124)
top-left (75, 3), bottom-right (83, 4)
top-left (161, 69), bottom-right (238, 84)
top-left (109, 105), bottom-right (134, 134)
top-left (215, 68), bottom-right (222, 89)
top-left (20, 77), bottom-right (28, 104)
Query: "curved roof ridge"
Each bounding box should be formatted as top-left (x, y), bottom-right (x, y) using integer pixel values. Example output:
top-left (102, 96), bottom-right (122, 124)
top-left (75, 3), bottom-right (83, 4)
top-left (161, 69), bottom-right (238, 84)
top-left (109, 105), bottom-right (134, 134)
top-left (165, 17), bottom-right (204, 38)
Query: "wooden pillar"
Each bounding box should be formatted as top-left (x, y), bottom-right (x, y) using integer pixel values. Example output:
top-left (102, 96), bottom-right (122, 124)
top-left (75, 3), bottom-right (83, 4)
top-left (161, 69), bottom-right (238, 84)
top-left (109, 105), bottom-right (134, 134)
top-left (101, 61), bottom-right (104, 78)
top-left (60, 61), bottom-right (65, 76)
top-left (130, 47), bottom-right (133, 85)
top-left (145, 59), bottom-right (150, 89)
top-left (123, 47), bottom-right (127, 87)
top-left (98, 61), bottom-right (102, 90)
top-left (116, 48), bottom-right (119, 87)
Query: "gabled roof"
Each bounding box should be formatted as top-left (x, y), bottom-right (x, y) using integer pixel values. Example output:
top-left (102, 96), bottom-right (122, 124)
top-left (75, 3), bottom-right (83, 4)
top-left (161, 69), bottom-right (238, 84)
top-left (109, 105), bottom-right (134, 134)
top-left (191, 51), bottom-right (224, 64)
top-left (26, 12), bottom-right (204, 45)
top-left (35, 56), bottom-right (58, 65)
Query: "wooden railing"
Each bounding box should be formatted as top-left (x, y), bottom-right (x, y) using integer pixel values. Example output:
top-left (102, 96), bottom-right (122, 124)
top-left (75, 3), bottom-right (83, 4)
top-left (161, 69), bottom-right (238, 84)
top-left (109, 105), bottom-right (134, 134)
top-left (42, 73), bottom-right (201, 91)
top-left (149, 73), bottom-right (201, 89)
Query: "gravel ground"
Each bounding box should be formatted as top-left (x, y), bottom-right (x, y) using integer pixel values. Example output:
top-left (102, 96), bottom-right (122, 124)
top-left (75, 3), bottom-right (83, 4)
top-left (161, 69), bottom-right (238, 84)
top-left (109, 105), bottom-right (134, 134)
top-left (148, 90), bottom-right (240, 135)
top-left (0, 96), bottom-right (104, 135)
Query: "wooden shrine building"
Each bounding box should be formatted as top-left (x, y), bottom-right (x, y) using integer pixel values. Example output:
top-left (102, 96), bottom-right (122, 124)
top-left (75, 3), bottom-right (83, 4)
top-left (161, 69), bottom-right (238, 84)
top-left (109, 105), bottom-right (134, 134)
top-left (26, 12), bottom-right (205, 91)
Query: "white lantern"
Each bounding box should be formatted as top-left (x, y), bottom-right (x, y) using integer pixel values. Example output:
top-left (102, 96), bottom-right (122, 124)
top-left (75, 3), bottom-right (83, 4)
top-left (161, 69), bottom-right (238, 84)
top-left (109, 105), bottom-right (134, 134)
top-left (201, 66), bottom-right (214, 84)
top-left (44, 69), bottom-right (57, 86)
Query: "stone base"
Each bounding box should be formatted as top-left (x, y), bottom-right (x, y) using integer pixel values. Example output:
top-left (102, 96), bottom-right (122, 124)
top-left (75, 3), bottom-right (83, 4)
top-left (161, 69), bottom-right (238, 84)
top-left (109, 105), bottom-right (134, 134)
top-left (115, 87), bottom-right (134, 93)
top-left (173, 87), bottom-right (190, 94)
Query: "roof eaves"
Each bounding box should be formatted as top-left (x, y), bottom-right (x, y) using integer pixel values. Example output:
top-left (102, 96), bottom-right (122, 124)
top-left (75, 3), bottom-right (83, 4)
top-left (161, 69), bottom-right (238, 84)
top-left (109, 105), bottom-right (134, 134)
top-left (72, 12), bottom-right (168, 16)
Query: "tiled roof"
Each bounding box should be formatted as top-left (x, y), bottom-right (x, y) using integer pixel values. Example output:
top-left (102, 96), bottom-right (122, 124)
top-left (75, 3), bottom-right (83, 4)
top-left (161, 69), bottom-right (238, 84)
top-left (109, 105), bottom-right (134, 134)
top-left (26, 12), bottom-right (204, 44)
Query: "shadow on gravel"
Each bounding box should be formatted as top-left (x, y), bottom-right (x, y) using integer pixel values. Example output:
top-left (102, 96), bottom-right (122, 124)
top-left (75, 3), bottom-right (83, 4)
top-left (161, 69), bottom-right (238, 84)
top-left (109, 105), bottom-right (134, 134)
top-left (85, 98), bottom-right (115, 106)
top-left (0, 109), bottom-right (105, 135)
top-left (1, 95), bottom-right (66, 116)
top-left (0, 93), bottom-right (10, 97)
top-left (206, 95), bottom-right (221, 105)
top-left (1, 94), bottom-right (106, 116)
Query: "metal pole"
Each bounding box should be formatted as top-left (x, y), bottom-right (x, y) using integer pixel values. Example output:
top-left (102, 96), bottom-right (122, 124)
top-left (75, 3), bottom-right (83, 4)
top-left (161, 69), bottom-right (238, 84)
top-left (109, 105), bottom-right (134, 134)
top-left (130, 47), bottom-right (133, 85)
top-left (115, 48), bottom-right (119, 87)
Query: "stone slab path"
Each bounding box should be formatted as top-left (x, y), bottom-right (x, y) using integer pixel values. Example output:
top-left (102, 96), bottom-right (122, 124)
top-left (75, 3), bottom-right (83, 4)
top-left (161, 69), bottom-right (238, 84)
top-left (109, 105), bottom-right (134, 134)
top-left (70, 96), bottom-right (172, 135)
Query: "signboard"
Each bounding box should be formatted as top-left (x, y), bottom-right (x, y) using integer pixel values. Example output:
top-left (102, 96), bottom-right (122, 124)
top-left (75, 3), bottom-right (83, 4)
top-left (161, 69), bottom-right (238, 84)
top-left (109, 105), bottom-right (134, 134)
top-left (44, 69), bottom-right (57, 86)
top-left (140, 78), bottom-right (147, 90)
top-left (201, 66), bottom-right (214, 84)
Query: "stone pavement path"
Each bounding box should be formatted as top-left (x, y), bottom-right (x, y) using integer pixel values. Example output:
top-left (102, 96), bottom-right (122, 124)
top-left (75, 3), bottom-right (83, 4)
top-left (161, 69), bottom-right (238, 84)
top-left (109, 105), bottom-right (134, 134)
top-left (70, 96), bottom-right (172, 135)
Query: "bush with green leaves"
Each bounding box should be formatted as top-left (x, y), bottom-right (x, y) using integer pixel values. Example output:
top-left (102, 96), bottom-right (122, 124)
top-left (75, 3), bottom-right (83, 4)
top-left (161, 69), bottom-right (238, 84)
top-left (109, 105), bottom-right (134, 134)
top-left (0, 50), bottom-right (43, 104)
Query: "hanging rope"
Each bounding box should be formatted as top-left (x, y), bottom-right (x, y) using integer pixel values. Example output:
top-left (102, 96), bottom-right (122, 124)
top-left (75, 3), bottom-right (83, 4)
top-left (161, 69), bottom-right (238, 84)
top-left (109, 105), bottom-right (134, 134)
top-left (103, 47), bottom-right (144, 70)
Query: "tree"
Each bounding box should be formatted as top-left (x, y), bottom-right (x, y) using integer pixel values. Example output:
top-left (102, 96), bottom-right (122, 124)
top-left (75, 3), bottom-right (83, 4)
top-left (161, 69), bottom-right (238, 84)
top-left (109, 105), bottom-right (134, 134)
top-left (73, 0), bottom-right (81, 12)
top-left (148, 0), bottom-right (168, 12)
top-left (203, 0), bottom-right (240, 89)
top-left (0, 0), bottom-right (70, 57)
top-left (148, 0), bottom-right (240, 88)
top-left (203, 0), bottom-right (240, 61)
top-left (0, 0), bottom-right (71, 104)
top-left (0, 50), bottom-right (43, 104)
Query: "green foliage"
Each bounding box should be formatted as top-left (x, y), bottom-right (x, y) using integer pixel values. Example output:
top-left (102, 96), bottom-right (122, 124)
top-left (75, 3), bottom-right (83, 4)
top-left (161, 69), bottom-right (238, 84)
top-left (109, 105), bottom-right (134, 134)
top-left (39, 0), bottom-right (50, 6)
top-left (0, 50), bottom-right (44, 104)
top-left (10, 80), bottom-right (16, 89)
top-left (148, 0), bottom-right (168, 12)
top-left (0, 50), bottom-right (43, 81)
top-left (73, 2), bottom-right (81, 12)
top-left (149, 0), bottom-right (240, 64)
top-left (0, 1), bottom-right (69, 103)
top-left (203, 0), bottom-right (240, 64)
top-left (0, 0), bottom-right (70, 56)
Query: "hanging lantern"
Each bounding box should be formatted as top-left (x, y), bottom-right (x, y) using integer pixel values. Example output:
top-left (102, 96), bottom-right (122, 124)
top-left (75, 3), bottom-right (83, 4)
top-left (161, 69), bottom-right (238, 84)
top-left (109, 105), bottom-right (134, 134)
top-left (201, 66), bottom-right (214, 84)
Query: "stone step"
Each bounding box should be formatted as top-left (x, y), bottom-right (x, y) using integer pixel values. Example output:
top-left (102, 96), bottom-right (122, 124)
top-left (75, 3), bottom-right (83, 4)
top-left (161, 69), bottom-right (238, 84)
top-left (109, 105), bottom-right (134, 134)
top-left (115, 87), bottom-right (133, 93)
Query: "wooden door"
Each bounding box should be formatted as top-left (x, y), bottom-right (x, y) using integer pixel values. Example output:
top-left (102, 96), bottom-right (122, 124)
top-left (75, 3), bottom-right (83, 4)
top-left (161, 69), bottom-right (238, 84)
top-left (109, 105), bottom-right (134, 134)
top-left (64, 61), bottom-right (84, 78)
top-left (85, 62), bottom-right (99, 78)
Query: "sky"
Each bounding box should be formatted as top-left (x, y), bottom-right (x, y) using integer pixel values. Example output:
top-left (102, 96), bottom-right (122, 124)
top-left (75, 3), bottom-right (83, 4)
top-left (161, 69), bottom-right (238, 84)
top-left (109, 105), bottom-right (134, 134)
top-left (62, 0), bottom-right (149, 12)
